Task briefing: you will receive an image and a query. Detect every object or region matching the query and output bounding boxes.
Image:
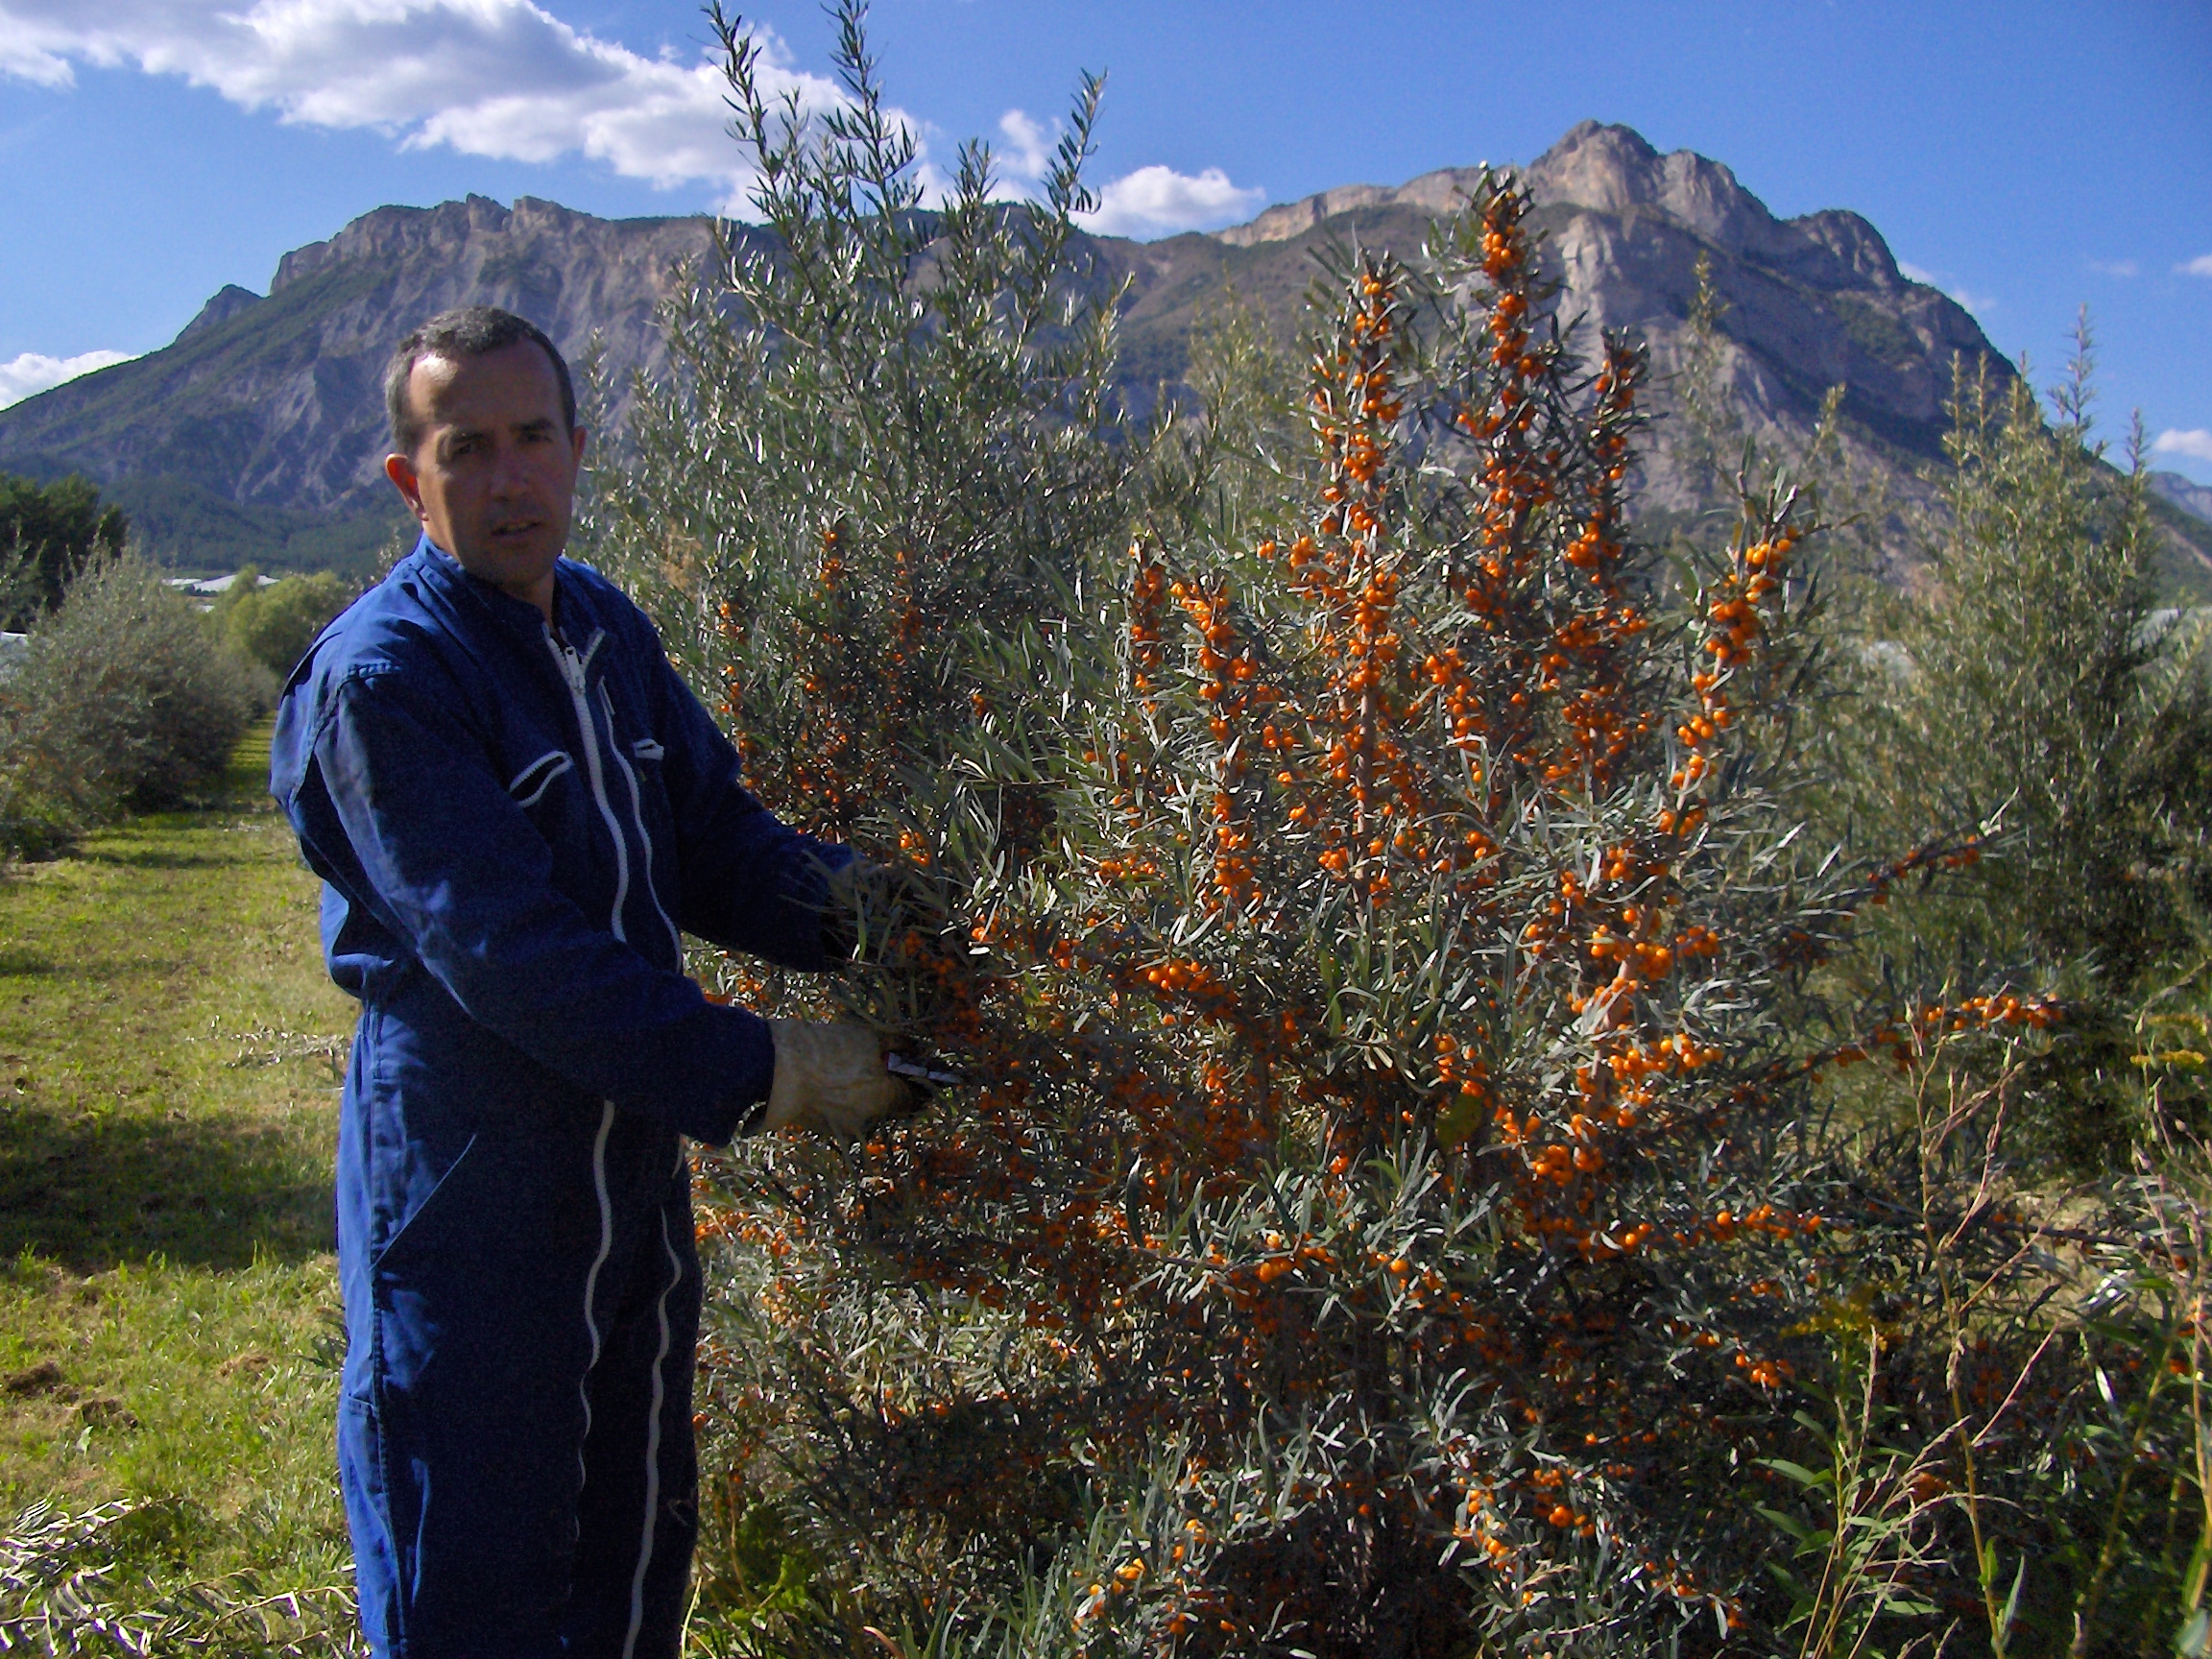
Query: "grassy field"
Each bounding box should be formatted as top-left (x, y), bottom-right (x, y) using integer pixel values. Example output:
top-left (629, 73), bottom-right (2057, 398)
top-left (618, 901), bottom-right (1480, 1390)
top-left (0, 722), bottom-right (360, 1617)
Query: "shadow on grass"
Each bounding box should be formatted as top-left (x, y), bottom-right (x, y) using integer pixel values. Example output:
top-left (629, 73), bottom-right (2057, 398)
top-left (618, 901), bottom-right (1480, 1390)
top-left (80, 844), bottom-right (266, 873)
top-left (0, 1098), bottom-right (331, 1274)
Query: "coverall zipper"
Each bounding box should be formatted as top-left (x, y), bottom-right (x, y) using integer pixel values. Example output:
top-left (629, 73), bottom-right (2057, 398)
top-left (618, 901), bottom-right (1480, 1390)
top-left (550, 631), bottom-right (633, 943)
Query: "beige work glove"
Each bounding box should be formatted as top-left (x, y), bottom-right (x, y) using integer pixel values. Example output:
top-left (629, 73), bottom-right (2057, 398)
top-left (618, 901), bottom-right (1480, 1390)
top-left (757, 1017), bottom-right (911, 1141)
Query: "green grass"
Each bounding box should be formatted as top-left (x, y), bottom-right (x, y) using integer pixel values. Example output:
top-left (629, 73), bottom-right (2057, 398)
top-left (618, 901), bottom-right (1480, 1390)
top-left (0, 721), bottom-right (357, 1601)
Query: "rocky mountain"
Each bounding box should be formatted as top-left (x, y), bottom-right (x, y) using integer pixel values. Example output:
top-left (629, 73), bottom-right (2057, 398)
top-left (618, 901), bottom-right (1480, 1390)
top-left (4, 119), bottom-right (2200, 589)
top-left (0, 196), bottom-right (735, 570)
top-left (2152, 470), bottom-right (2212, 527)
top-left (1103, 122), bottom-right (2016, 566)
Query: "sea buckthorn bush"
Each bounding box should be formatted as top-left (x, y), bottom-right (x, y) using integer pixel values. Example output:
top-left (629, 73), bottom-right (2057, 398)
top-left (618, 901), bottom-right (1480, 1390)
top-left (585, 15), bottom-right (2212, 1654)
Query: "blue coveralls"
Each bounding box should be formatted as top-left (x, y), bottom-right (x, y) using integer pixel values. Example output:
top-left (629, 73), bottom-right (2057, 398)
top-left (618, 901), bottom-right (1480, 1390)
top-left (270, 537), bottom-right (845, 1658)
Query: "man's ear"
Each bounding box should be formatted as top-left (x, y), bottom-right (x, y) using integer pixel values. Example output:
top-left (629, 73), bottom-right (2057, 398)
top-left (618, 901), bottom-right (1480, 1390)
top-left (384, 452), bottom-right (428, 523)
top-left (572, 426), bottom-right (589, 468)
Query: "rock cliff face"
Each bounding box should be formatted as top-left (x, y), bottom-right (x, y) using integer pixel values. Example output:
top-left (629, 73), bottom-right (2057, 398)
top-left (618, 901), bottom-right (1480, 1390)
top-left (0, 197), bottom-right (727, 558)
top-left (1527, 122), bottom-right (2000, 507)
top-left (2152, 471), bottom-right (2212, 527)
top-left (175, 285), bottom-right (263, 344)
top-left (1189, 121), bottom-right (2005, 528)
top-left (0, 122), bottom-right (2019, 574)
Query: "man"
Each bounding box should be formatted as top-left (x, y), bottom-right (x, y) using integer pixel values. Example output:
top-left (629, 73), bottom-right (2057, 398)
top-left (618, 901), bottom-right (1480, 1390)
top-left (270, 305), bottom-right (906, 1656)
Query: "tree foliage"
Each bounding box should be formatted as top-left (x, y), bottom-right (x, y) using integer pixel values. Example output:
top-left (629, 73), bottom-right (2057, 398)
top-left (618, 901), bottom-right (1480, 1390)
top-left (1887, 342), bottom-right (2200, 972)
top-left (210, 568), bottom-right (358, 678)
top-left (584, 0), bottom-right (1126, 831)
top-left (0, 472), bottom-right (128, 632)
top-left (0, 555), bottom-right (256, 856)
top-left (583, 15), bottom-right (2212, 1653)
top-left (1817, 331), bottom-right (2212, 1165)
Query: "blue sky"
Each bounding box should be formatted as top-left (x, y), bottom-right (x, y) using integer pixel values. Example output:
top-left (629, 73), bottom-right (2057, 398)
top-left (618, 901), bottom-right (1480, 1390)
top-left (2, 0), bottom-right (2208, 480)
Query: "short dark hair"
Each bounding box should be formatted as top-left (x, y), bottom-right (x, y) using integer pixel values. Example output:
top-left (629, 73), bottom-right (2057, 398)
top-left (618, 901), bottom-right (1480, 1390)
top-left (384, 306), bottom-right (576, 456)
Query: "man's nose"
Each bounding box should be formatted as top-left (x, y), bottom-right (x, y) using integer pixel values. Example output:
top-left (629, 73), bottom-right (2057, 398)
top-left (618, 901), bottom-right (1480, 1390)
top-left (485, 440), bottom-right (537, 497)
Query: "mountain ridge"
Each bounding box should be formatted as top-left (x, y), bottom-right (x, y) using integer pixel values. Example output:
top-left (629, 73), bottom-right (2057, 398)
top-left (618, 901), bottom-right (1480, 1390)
top-left (2152, 470), bottom-right (2212, 527)
top-left (1218, 120), bottom-right (1902, 278)
top-left (5, 120), bottom-right (2197, 590)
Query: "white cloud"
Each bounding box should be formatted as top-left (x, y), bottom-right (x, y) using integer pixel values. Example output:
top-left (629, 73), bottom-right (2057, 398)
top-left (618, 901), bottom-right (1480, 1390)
top-left (966, 108), bottom-right (1263, 241)
top-left (0, 349), bottom-right (135, 409)
top-left (997, 108), bottom-right (1053, 184)
top-left (2181, 253), bottom-right (2212, 277)
top-left (0, 21), bottom-right (67, 84)
top-left (1898, 258), bottom-right (1996, 316)
top-left (0, 0), bottom-right (849, 204)
top-left (0, 4), bottom-right (1266, 241)
top-left (1076, 164), bottom-right (1266, 240)
top-left (2089, 258), bottom-right (2139, 278)
top-left (2153, 429), bottom-right (2212, 464)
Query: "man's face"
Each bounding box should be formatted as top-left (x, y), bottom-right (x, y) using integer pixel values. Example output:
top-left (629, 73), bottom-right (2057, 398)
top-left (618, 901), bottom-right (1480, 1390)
top-left (383, 340), bottom-right (586, 617)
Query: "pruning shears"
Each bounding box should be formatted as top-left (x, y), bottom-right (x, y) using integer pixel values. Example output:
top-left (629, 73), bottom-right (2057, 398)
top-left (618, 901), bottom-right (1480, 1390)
top-left (884, 1052), bottom-right (966, 1096)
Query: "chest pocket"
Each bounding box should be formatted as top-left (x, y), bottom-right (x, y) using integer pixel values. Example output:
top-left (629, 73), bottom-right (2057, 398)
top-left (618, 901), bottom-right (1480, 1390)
top-left (506, 749), bottom-right (574, 809)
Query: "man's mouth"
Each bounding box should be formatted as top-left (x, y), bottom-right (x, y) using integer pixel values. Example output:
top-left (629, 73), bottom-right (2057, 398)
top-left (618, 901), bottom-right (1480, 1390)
top-left (489, 518), bottom-right (541, 539)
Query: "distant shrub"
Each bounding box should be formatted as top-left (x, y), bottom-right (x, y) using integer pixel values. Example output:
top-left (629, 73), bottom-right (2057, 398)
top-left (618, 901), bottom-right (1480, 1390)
top-left (215, 570), bottom-right (357, 678)
top-left (0, 554), bottom-right (257, 855)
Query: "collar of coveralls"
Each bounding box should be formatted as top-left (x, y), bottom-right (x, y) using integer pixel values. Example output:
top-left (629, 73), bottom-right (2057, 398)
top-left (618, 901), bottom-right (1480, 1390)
top-left (410, 532), bottom-right (605, 661)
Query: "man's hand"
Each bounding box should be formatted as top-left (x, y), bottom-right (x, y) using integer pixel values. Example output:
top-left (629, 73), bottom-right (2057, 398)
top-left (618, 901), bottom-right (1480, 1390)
top-left (758, 1017), bottom-right (913, 1141)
